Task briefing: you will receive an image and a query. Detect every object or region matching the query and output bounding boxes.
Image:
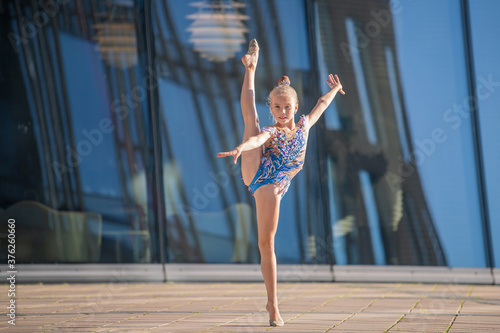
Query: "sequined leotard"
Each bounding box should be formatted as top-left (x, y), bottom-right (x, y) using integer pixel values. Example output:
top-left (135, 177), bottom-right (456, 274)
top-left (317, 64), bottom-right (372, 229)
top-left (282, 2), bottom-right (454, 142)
top-left (248, 115), bottom-right (309, 197)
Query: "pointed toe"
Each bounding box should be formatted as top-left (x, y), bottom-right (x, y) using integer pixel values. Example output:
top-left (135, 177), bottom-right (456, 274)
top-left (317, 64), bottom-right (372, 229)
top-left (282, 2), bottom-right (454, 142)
top-left (269, 319), bottom-right (284, 327)
top-left (247, 38), bottom-right (259, 54)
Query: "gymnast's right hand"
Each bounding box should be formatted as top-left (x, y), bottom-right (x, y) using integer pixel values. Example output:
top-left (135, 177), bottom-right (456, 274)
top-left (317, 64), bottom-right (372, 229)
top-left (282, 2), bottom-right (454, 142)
top-left (217, 146), bottom-right (243, 164)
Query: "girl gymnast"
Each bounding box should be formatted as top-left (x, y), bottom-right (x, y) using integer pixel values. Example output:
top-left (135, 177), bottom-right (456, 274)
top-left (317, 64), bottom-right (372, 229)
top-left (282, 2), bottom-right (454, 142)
top-left (217, 39), bottom-right (345, 327)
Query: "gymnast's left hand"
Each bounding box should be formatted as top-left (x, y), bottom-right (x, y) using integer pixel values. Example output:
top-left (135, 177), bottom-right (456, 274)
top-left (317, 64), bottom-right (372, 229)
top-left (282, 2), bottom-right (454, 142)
top-left (327, 74), bottom-right (345, 95)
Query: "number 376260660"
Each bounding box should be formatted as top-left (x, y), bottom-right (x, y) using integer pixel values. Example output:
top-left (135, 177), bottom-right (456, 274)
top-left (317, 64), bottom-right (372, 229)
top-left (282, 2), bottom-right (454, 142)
top-left (7, 219), bottom-right (15, 267)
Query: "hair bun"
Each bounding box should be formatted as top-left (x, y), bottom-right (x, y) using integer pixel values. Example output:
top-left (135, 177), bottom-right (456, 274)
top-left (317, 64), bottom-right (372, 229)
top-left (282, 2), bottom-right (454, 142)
top-left (278, 75), bottom-right (291, 86)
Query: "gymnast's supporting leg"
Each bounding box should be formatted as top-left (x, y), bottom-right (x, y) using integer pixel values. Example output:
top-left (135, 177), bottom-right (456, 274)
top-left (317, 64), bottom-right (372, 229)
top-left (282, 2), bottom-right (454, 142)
top-left (254, 184), bottom-right (284, 326)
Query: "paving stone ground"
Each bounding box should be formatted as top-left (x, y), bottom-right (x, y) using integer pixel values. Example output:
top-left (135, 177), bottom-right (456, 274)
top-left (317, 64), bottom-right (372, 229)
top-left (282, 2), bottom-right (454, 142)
top-left (0, 282), bottom-right (499, 332)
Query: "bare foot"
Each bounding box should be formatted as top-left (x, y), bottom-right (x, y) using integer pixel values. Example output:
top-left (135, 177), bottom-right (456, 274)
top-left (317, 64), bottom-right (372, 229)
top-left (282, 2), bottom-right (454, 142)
top-left (241, 38), bottom-right (259, 69)
top-left (266, 303), bottom-right (283, 323)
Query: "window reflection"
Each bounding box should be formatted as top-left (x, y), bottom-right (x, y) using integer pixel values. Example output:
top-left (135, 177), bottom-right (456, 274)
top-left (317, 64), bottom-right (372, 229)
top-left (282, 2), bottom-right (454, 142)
top-left (0, 0), bottom-right (157, 263)
top-left (317, 0), bottom-right (448, 266)
top-left (359, 170), bottom-right (385, 265)
top-left (385, 47), bottom-right (410, 162)
top-left (314, 2), bottom-right (340, 130)
top-left (391, 0), bottom-right (485, 267)
top-left (469, 2), bottom-right (500, 268)
top-left (0, 0), bottom-right (495, 270)
top-left (186, 1), bottom-right (249, 62)
top-left (345, 17), bottom-right (378, 145)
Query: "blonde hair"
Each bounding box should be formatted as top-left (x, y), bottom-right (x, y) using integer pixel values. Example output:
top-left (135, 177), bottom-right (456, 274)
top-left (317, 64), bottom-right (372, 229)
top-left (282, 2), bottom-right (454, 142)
top-left (267, 75), bottom-right (299, 106)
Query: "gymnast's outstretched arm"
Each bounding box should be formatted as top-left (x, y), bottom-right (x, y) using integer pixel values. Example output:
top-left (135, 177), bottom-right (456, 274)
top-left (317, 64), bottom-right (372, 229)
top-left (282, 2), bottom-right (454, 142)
top-left (305, 74), bottom-right (345, 128)
top-left (217, 130), bottom-right (271, 164)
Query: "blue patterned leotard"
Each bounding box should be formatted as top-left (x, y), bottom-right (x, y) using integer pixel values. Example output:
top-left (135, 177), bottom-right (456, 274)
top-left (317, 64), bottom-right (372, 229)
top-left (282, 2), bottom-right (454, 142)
top-left (248, 115), bottom-right (309, 197)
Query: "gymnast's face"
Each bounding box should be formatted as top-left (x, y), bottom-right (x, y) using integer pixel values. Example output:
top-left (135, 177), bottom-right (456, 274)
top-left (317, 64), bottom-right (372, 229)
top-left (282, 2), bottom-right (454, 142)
top-left (270, 94), bottom-right (298, 126)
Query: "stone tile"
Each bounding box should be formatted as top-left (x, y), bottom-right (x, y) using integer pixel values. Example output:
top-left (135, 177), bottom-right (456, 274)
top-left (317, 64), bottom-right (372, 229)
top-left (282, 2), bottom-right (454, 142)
top-left (389, 314), bottom-right (455, 332)
top-left (284, 313), bottom-right (348, 331)
top-left (432, 284), bottom-right (474, 297)
top-left (452, 314), bottom-right (500, 325)
top-left (460, 299), bottom-right (500, 315)
top-left (467, 285), bottom-right (500, 298)
top-left (318, 297), bottom-right (380, 313)
top-left (410, 298), bottom-right (463, 315)
top-left (209, 325), bottom-right (268, 333)
top-left (149, 320), bottom-right (215, 332)
top-left (333, 313), bottom-right (402, 331)
top-left (361, 297), bottom-right (419, 313)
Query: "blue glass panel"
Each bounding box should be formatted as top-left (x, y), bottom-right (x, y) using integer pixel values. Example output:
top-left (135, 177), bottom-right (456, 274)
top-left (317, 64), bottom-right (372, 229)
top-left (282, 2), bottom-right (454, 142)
top-left (392, 0), bottom-right (485, 267)
top-left (469, 1), bottom-right (500, 267)
top-left (345, 18), bottom-right (378, 144)
top-left (385, 47), bottom-right (410, 162)
top-left (359, 170), bottom-right (385, 265)
top-left (315, 0), bottom-right (485, 267)
top-left (0, 1), bottom-right (158, 264)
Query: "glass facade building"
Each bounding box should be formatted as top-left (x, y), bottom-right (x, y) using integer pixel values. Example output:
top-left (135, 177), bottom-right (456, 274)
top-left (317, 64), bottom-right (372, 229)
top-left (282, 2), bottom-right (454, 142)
top-left (1, 0), bottom-right (499, 280)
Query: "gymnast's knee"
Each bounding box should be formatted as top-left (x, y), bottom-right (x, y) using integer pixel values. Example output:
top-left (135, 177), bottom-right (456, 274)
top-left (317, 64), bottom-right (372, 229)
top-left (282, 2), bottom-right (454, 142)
top-left (258, 238), bottom-right (275, 255)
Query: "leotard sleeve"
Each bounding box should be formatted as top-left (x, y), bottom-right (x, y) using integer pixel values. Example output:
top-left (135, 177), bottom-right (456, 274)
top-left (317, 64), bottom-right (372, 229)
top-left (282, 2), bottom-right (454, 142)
top-left (262, 126), bottom-right (276, 135)
top-left (298, 115), bottom-right (308, 129)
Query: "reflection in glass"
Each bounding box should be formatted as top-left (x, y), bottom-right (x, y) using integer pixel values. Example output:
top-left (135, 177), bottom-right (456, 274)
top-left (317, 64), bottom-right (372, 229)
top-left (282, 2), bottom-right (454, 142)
top-left (345, 17), bottom-right (377, 145)
top-left (94, 23), bottom-right (137, 68)
top-left (313, 2), bottom-right (340, 130)
top-left (391, 0), bottom-right (485, 267)
top-left (316, 0), bottom-right (447, 266)
top-left (0, 0), bottom-right (496, 270)
top-left (468, 1), bottom-right (500, 268)
top-left (0, 0), bottom-right (158, 263)
top-left (186, 1), bottom-right (249, 62)
top-left (359, 170), bottom-right (385, 265)
top-left (385, 47), bottom-right (410, 162)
